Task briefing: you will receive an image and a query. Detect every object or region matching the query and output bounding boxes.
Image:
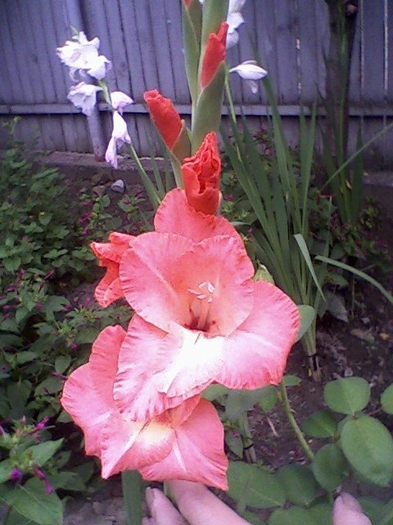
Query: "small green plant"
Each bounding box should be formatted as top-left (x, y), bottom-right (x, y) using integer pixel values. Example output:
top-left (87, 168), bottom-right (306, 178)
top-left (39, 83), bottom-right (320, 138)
top-left (205, 377), bottom-right (393, 524)
top-left (0, 416), bottom-right (90, 525)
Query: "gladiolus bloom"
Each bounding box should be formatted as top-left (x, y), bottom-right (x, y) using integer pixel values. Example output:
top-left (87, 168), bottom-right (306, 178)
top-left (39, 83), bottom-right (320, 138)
top-left (112, 226), bottom-right (299, 421)
top-left (57, 31), bottom-right (111, 80)
top-left (67, 82), bottom-right (102, 116)
top-left (105, 111), bottom-right (132, 168)
top-left (91, 189), bottom-right (242, 309)
top-left (111, 91), bottom-right (134, 115)
top-left (201, 22), bottom-right (228, 89)
top-left (229, 60), bottom-right (268, 94)
top-left (91, 232), bottom-right (134, 307)
top-left (332, 493), bottom-right (372, 525)
top-left (61, 326), bottom-right (228, 489)
top-left (181, 132), bottom-right (221, 215)
top-left (144, 89), bottom-right (182, 151)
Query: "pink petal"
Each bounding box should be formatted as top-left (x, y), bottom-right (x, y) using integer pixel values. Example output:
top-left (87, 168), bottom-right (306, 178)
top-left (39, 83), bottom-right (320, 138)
top-left (114, 315), bottom-right (190, 421)
top-left (175, 235), bottom-right (254, 336)
top-left (119, 233), bottom-right (254, 336)
top-left (61, 364), bottom-right (110, 456)
top-left (100, 397), bottom-right (201, 479)
top-left (150, 325), bottom-right (224, 398)
top-left (119, 232), bottom-right (195, 330)
top-left (61, 326), bottom-right (126, 456)
top-left (100, 412), bottom-right (173, 478)
top-left (139, 399), bottom-right (228, 490)
top-left (91, 232), bottom-right (134, 307)
top-left (216, 280), bottom-right (300, 389)
top-left (89, 325), bottom-right (127, 403)
top-left (154, 189), bottom-right (241, 243)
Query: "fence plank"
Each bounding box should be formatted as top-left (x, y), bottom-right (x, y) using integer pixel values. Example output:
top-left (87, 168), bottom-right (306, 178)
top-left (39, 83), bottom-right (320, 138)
top-left (0, 0), bottom-right (392, 165)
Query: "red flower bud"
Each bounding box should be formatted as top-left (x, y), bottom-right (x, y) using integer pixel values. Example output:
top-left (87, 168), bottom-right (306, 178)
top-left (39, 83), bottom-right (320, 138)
top-left (201, 22), bottom-right (228, 89)
top-left (181, 131), bottom-right (221, 215)
top-left (144, 89), bottom-right (182, 151)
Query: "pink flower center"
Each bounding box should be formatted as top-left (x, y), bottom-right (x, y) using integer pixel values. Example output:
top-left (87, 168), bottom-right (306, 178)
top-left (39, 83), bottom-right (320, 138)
top-left (188, 281), bottom-right (216, 332)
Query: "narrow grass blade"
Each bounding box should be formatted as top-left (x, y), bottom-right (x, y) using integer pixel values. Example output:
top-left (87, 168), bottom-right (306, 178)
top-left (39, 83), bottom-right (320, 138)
top-left (316, 256), bottom-right (393, 304)
top-left (294, 233), bottom-right (325, 299)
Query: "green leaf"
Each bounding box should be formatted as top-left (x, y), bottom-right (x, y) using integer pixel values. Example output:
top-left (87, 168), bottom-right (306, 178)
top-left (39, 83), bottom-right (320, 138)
top-left (294, 234), bottom-right (325, 299)
top-left (302, 409), bottom-right (338, 438)
top-left (16, 351), bottom-right (37, 365)
top-left (296, 305), bottom-right (316, 342)
top-left (316, 255), bottom-right (393, 305)
top-left (202, 384), bottom-right (229, 401)
top-left (225, 429), bottom-right (243, 458)
top-left (0, 459), bottom-right (12, 483)
top-left (312, 443), bottom-right (347, 490)
top-left (341, 415), bottom-right (393, 486)
top-left (3, 508), bottom-right (37, 525)
top-left (227, 461), bottom-right (286, 509)
top-left (377, 498), bottom-right (393, 525)
top-left (381, 384), bottom-right (393, 414)
top-left (49, 471), bottom-right (86, 492)
top-left (55, 355), bottom-right (71, 374)
top-left (226, 388), bottom-right (272, 420)
top-left (269, 503), bottom-right (332, 525)
top-left (4, 478), bottom-right (63, 525)
top-left (282, 375), bottom-right (301, 387)
top-left (35, 376), bottom-right (63, 396)
top-left (324, 377), bottom-right (370, 415)
top-left (258, 385), bottom-right (278, 413)
top-left (27, 439), bottom-right (63, 467)
top-left (277, 465), bottom-right (318, 506)
top-left (359, 497), bottom-right (386, 525)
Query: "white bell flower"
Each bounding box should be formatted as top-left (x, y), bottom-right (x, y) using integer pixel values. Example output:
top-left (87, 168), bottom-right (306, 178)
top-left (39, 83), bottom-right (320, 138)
top-left (67, 82), bottom-right (102, 116)
top-left (229, 60), bottom-right (268, 93)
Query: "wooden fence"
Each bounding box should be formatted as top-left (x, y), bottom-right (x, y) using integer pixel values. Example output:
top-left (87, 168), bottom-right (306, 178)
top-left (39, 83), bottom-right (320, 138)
top-left (0, 0), bottom-right (392, 167)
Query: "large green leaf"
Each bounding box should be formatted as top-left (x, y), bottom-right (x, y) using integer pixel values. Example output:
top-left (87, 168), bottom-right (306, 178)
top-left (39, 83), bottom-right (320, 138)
top-left (4, 478), bottom-right (63, 525)
top-left (27, 439), bottom-right (63, 468)
top-left (226, 388), bottom-right (273, 420)
top-left (227, 461), bottom-right (286, 509)
top-left (341, 415), bottom-right (393, 486)
top-left (296, 305), bottom-right (316, 342)
top-left (324, 377), bottom-right (370, 415)
top-left (277, 465), bottom-right (318, 506)
top-left (268, 504), bottom-right (331, 525)
top-left (312, 443), bottom-right (347, 490)
top-left (0, 459), bottom-right (12, 483)
top-left (302, 409), bottom-right (338, 438)
top-left (381, 384), bottom-right (393, 415)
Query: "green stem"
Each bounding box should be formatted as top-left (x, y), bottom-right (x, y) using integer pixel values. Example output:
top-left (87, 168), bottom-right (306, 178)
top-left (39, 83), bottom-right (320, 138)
top-left (98, 79), bottom-right (111, 106)
top-left (224, 67), bottom-right (237, 124)
top-left (237, 413), bottom-right (257, 464)
top-left (122, 470), bottom-right (143, 525)
top-left (278, 382), bottom-right (314, 461)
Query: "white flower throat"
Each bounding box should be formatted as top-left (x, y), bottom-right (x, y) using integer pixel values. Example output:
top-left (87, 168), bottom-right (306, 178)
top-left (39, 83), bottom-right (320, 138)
top-left (188, 281), bottom-right (215, 331)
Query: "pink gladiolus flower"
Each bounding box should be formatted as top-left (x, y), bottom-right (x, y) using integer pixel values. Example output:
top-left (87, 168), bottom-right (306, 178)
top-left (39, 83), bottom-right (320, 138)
top-left (91, 232), bottom-right (135, 307)
top-left (111, 222), bottom-right (299, 422)
top-left (332, 493), bottom-right (372, 525)
top-left (91, 190), bottom-right (242, 308)
top-left (61, 326), bottom-right (228, 489)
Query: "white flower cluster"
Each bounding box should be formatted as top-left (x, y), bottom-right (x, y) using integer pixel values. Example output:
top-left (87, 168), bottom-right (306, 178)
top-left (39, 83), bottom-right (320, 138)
top-left (57, 31), bottom-right (134, 168)
top-left (57, 31), bottom-right (111, 116)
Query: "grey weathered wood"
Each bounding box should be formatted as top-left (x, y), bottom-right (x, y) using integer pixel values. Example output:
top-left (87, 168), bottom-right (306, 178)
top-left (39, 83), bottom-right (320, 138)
top-left (0, 0), bottom-right (393, 165)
